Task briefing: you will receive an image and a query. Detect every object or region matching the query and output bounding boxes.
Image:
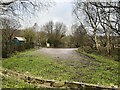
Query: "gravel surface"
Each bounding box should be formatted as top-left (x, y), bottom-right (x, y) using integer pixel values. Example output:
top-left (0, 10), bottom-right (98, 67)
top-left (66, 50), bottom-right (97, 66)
top-left (32, 48), bottom-right (94, 62)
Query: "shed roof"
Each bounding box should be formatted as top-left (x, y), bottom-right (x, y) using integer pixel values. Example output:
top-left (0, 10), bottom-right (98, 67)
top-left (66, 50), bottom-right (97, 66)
top-left (14, 37), bottom-right (26, 41)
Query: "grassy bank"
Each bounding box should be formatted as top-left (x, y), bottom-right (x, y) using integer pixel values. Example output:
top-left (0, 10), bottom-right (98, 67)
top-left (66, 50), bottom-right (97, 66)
top-left (2, 75), bottom-right (35, 88)
top-left (2, 75), bottom-right (65, 89)
top-left (77, 49), bottom-right (119, 86)
top-left (2, 49), bottom-right (119, 87)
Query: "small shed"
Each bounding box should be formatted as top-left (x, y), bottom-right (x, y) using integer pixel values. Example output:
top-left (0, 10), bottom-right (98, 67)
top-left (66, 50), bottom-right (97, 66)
top-left (12, 37), bottom-right (26, 45)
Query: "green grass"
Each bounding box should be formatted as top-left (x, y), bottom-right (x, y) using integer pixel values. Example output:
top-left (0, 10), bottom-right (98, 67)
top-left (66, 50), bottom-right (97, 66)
top-left (77, 50), bottom-right (119, 86)
top-left (2, 49), bottom-right (119, 87)
top-left (2, 75), bottom-right (65, 89)
top-left (2, 50), bottom-right (72, 81)
top-left (2, 75), bottom-right (35, 88)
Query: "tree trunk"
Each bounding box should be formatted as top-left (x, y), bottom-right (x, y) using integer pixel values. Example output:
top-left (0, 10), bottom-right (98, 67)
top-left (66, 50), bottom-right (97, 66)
top-left (106, 28), bottom-right (111, 55)
top-left (93, 29), bottom-right (99, 50)
top-left (106, 11), bottom-right (111, 55)
top-left (0, 30), bottom-right (2, 59)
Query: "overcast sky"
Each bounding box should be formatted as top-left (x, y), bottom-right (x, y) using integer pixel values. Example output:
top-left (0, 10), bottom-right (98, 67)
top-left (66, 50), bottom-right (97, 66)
top-left (19, 0), bottom-right (118, 34)
top-left (20, 0), bottom-right (75, 32)
top-left (3, 0), bottom-right (118, 30)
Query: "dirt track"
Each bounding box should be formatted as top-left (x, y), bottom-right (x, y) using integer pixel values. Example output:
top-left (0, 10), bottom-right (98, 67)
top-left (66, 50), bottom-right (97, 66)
top-left (32, 48), bottom-right (94, 62)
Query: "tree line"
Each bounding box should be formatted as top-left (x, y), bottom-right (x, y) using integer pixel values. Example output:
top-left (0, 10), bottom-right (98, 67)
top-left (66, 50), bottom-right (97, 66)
top-left (73, 1), bottom-right (120, 55)
top-left (0, 17), bottom-right (91, 58)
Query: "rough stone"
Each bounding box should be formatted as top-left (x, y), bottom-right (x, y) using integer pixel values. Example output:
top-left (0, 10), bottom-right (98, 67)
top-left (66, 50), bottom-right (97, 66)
top-left (52, 82), bottom-right (64, 87)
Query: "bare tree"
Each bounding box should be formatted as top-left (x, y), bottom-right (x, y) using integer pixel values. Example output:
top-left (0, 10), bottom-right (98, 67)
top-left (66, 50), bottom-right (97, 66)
top-left (1, 17), bottom-right (21, 57)
top-left (73, 2), bottom-right (100, 50)
top-left (54, 22), bottom-right (66, 39)
top-left (92, 2), bottom-right (119, 54)
top-left (91, 2), bottom-right (120, 35)
top-left (73, 1), bottom-right (119, 54)
top-left (44, 21), bottom-right (54, 35)
top-left (0, 0), bottom-right (52, 18)
top-left (36, 31), bottom-right (47, 47)
top-left (42, 21), bottom-right (67, 47)
top-left (71, 23), bottom-right (89, 47)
